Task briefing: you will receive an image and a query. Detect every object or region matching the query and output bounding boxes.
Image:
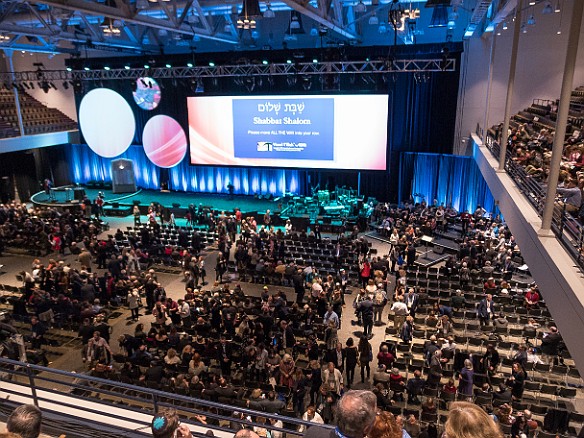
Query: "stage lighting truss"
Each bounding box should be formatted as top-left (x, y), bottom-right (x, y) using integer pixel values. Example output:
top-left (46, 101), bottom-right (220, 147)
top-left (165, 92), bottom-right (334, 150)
top-left (0, 58), bottom-right (456, 86)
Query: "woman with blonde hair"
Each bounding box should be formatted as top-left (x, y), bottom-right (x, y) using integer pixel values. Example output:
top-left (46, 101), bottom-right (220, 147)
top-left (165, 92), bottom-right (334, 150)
top-left (444, 401), bottom-right (503, 438)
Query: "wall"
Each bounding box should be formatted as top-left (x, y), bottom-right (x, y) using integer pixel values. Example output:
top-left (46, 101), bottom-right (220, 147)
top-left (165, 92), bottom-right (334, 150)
top-left (456, 2), bottom-right (584, 150)
top-left (9, 52), bottom-right (77, 122)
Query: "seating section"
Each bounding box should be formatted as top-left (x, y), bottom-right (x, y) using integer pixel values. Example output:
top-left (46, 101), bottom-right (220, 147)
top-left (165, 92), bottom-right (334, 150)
top-left (0, 88), bottom-right (77, 137)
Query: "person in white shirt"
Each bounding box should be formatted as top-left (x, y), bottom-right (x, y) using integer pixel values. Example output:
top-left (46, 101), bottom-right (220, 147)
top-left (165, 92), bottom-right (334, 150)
top-left (390, 296), bottom-right (409, 330)
top-left (178, 299), bottom-right (191, 328)
top-left (299, 406), bottom-right (324, 433)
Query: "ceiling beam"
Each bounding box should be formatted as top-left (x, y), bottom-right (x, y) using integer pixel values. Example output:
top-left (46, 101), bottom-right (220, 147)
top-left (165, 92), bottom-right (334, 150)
top-left (24, 0), bottom-right (239, 44)
top-left (279, 0), bottom-right (358, 39)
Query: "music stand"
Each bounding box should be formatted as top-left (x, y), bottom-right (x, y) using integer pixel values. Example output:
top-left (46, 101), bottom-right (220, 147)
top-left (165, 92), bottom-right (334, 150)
top-left (421, 235), bottom-right (434, 260)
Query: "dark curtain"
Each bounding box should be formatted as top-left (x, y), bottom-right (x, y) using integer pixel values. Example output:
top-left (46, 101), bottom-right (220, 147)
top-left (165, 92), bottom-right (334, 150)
top-left (0, 150), bottom-right (38, 201)
top-left (399, 152), bottom-right (500, 215)
top-left (386, 59), bottom-right (461, 201)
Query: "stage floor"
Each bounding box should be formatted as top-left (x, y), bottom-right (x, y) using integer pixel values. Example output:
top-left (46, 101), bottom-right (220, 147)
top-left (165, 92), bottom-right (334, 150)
top-left (31, 187), bottom-right (279, 214)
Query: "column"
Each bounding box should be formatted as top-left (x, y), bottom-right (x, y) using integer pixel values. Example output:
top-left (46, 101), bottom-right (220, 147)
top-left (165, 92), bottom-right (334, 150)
top-left (498, 0), bottom-right (523, 171)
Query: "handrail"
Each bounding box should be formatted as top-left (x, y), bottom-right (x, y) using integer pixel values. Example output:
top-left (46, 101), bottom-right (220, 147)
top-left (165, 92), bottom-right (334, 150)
top-left (0, 357), bottom-right (333, 437)
top-left (484, 134), bottom-right (584, 271)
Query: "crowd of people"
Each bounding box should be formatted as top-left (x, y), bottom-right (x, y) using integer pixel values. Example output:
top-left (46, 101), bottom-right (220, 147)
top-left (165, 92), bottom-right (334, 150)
top-left (0, 194), bottom-right (574, 438)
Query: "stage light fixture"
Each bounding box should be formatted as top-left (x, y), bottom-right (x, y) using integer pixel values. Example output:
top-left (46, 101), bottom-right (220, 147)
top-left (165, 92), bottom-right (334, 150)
top-left (502, 21), bottom-right (508, 30)
top-left (378, 21), bottom-right (388, 33)
top-left (286, 59), bottom-right (292, 64)
top-left (312, 58), bottom-right (318, 63)
top-left (554, 0), bottom-right (561, 12)
top-left (66, 67), bottom-right (72, 72)
top-left (354, 0), bottom-right (366, 13)
top-left (0, 33), bottom-right (10, 43)
top-left (527, 14), bottom-right (536, 25)
top-left (187, 62), bottom-right (193, 67)
top-left (124, 65), bottom-right (131, 70)
top-left (262, 60), bottom-right (268, 65)
top-left (166, 63), bottom-right (172, 68)
top-left (104, 66), bottom-right (111, 70)
top-left (529, 1), bottom-right (535, 5)
top-left (209, 61), bottom-right (215, 67)
top-left (84, 67), bottom-right (90, 71)
top-left (290, 11), bottom-right (301, 29)
top-left (144, 64), bottom-right (150, 69)
top-left (368, 13), bottom-right (379, 25)
top-left (542, 1), bottom-right (553, 14)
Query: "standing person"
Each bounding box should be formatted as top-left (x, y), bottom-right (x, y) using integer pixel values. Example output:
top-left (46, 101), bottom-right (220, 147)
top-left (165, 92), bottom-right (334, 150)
top-left (478, 294), bottom-right (495, 326)
top-left (217, 335), bottom-right (233, 376)
top-left (359, 259), bottom-right (371, 288)
top-left (458, 359), bottom-right (474, 401)
top-left (358, 294), bottom-right (374, 339)
top-left (85, 331), bottom-right (113, 364)
top-left (345, 337), bottom-right (358, 389)
top-left (127, 289), bottom-right (140, 321)
top-left (215, 253), bottom-right (227, 284)
top-left (358, 335), bottom-right (373, 384)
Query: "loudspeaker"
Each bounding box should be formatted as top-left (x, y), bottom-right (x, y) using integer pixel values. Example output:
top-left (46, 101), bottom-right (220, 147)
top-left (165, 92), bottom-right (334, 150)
top-left (433, 246), bottom-right (444, 255)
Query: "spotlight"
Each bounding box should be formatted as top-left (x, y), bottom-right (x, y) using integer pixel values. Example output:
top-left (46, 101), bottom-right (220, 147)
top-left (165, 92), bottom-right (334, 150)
top-left (124, 65), bottom-right (130, 70)
top-left (84, 67), bottom-right (90, 71)
top-left (104, 66), bottom-right (111, 70)
top-left (312, 58), bottom-right (318, 63)
top-left (262, 60), bottom-right (268, 65)
top-left (66, 67), bottom-right (72, 72)
top-left (263, 3), bottom-right (275, 18)
top-left (209, 61), bottom-right (215, 67)
top-left (286, 59), bottom-right (292, 64)
top-left (502, 21), bottom-right (508, 30)
top-left (144, 64), bottom-right (150, 69)
top-left (554, 0), bottom-right (561, 13)
top-left (187, 62), bottom-right (193, 68)
top-left (166, 63), bottom-right (172, 68)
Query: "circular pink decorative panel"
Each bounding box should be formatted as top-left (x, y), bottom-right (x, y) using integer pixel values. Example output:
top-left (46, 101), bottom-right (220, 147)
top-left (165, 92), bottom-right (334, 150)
top-left (142, 115), bottom-right (187, 168)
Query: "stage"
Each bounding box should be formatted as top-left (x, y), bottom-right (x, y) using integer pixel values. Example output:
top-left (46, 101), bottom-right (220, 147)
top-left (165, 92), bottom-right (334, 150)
top-left (30, 185), bottom-right (367, 230)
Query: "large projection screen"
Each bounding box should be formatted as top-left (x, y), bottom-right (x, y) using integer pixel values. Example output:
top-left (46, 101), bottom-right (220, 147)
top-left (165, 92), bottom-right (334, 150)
top-left (188, 95), bottom-right (388, 170)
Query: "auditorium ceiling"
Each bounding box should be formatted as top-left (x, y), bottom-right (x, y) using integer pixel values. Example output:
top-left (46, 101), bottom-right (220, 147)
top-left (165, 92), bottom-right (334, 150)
top-left (0, 0), bottom-right (522, 56)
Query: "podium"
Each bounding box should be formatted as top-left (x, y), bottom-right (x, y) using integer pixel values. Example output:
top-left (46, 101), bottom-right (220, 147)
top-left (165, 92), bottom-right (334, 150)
top-left (111, 159), bottom-right (136, 194)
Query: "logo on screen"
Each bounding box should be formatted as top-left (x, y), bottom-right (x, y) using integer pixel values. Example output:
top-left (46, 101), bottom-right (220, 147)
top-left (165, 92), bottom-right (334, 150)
top-left (257, 142), bottom-right (273, 152)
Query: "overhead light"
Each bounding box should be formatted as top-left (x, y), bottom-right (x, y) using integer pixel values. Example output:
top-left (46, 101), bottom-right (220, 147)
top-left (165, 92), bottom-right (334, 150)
top-left (529, 0), bottom-right (536, 5)
top-left (447, 8), bottom-right (458, 29)
top-left (237, 0), bottom-right (261, 29)
top-left (144, 64), bottom-right (150, 69)
top-left (224, 22), bottom-right (232, 32)
top-left (124, 65), bottom-right (130, 69)
top-left (502, 21), bottom-right (508, 30)
top-left (66, 67), bottom-right (72, 72)
top-left (209, 61), bottom-right (215, 67)
top-left (290, 11), bottom-right (301, 29)
top-left (527, 14), bottom-right (535, 25)
top-left (263, 2), bottom-right (275, 18)
top-left (286, 59), bottom-right (292, 64)
top-left (84, 67), bottom-right (90, 71)
top-left (310, 26), bottom-right (319, 36)
top-left (521, 22), bottom-right (527, 33)
top-left (354, 0), bottom-right (366, 13)
top-left (0, 33), bottom-right (10, 43)
top-left (187, 62), bottom-right (193, 68)
top-left (166, 63), bottom-right (172, 68)
top-left (554, 0), bottom-right (561, 12)
top-left (262, 60), bottom-right (268, 65)
top-left (542, 1), bottom-right (553, 14)
top-left (104, 66), bottom-right (111, 70)
top-left (378, 21), bottom-right (388, 33)
top-left (368, 13), bottom-right (379, 25)
top-left (101, 17), bottom-right (121, 36)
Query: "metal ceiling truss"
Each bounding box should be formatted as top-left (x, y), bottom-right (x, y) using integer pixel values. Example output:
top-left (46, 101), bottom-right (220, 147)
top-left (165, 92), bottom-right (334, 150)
top-left (0, 57), bottom-right (456, 84)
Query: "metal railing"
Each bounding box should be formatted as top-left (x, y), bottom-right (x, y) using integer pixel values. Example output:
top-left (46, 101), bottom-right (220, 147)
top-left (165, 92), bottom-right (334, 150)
top-left (0, 357), bottom-right (329, 438)
top-left (484, 135), bottom-right (584, 271)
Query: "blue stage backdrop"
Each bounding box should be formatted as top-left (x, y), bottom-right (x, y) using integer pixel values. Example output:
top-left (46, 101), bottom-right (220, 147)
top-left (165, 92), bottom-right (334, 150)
top-left (399, 152), bottom-right (499, 215)
top-left (66, 144), bottom-right (301, 196)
